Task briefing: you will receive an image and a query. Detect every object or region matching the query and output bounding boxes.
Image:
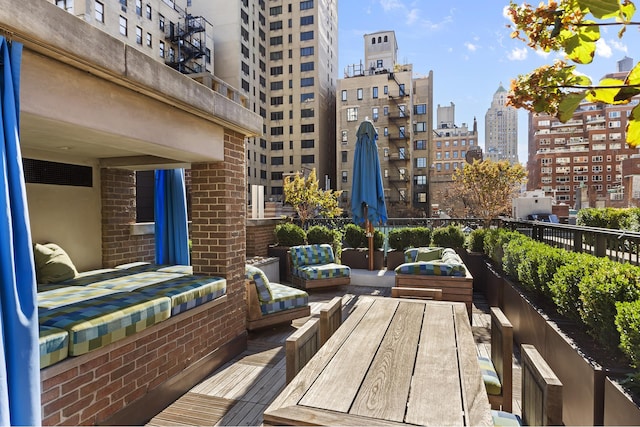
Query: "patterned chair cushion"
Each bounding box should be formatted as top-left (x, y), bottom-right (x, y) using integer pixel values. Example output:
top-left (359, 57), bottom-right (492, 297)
top-left (491, 410), bottom-right (522, 426)
top-left (39, 293), bottom-right (171, 356)
top-left (289, 244), bottom-right (335, 268)
top-left (260, 282), bottom-right (309, 315)
top-left (394, 261), bottom-right (466, 277)
top-left (39, 326), bottom-right (68, 368)
top-left (245, 264), bottom-right (273, 303)
top-left (293, 263), bottom-right (351, 280)
top-left (37, 286), bottom-right (120, 309)
top-left (478, 356), bottom-right (502, 395)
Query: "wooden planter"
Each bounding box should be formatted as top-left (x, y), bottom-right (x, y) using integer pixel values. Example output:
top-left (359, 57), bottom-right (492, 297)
top-left (341, 248), bottom-right (384, 270)
top-left (485, 261), bottom-right (504, 308)
top-left (385, 249), bottom-right (405, 270)
top-left (462, 251), bottom-right (486, 294)
top-left (604, 376), bottom-right (640, 425)
top-left (267, 245), bottom-right (291, 283)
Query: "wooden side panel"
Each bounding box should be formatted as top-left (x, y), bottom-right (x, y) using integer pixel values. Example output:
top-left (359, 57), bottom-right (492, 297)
top-left (286, 317), bottom-right (320, 384)
top-left (490, 307), bottom-right (513, 413)
top-left (521, 344), bottom-right (563, 426)
top-left (319, 297), bottom-right (343, 346)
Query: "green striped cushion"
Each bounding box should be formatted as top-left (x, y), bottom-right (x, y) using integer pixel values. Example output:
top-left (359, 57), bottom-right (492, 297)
top-left (260, 283), bottom-right (309, 315)
top-left (478, 356), bottom-right (502, 395)
top-left (491, 410), bottom-right (521, 426)
top-left (39, 326), bottom-right (68, 368)
top-left (245, 264), bottom-right (273, 303)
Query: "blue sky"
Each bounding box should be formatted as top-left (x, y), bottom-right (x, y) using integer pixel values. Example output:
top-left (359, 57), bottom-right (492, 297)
top-left (337, 0), bottom-right (639, 164)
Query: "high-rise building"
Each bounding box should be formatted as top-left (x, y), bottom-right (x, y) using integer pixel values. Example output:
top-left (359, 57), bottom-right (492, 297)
top-left (430, 103), bottom-right (479, 217)
top-left (527, 58), bottom-right (640, 208)
top-left (485, 84), bottom-right (518, 164)
top-left (50, 0), bottom-right (339, 205)
top-left (337, 31), bottom-right (433, 218)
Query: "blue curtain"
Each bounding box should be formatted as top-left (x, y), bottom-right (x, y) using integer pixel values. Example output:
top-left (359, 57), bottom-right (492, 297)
top-left (154, 169), bottom-right (189, 265)
top-left (0, 37), bottom-right (42, 425)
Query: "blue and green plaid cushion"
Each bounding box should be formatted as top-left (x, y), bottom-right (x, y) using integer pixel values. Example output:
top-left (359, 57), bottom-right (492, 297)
top-left (289, 244), bottom-right (335, 268)
top-left (478, 356), bottom-right (502, 395)
top-left (245, 264), bottom-right (273, 303)
top-left (133, 275), bottom-right (226, 315)
top-left (394, 261), bottom-right (466, 276)
top-left (39, 326), bottom-right (68, 368)
top-left (491, 410), bottom-right (521, 426)
top-left (38, 286), bottom-right (120, 309)
top-left (293, 263), bottom-right (351, 280)
top-left (260, 283), bottom-right (308, 315)
top-left (39, 293), bottom-right (171, 356)
top-left (115, 262), bottom-right (194, 275)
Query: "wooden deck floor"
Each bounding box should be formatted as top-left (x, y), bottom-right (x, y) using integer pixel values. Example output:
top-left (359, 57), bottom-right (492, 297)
top-left (147, 286), bottom-right (522, 426)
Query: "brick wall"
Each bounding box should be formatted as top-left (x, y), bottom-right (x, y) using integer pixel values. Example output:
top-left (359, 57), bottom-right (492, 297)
top-left (101, 168), bottom-right (155, 267)
top-left (40, 129), bottom-right (249, 425)
top-left (246, 219), bottom-right (278, 257)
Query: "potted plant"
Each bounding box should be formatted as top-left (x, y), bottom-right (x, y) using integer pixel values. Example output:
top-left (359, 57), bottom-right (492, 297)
top-left (267, 222), bottom-right (306, 282)
top-left (306, 224), bottom-right (342, 261)
top-left (431, 224), bottom-right (465, 253)
top-left (386, 227), bottom-right (432, 270)
top-left (341, 223), bottom-right (384, 270)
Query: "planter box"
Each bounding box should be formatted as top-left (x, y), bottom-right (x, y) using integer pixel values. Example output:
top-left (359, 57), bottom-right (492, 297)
top-left (267, 245), bottom-right (291, 283)
top-left (502, 277), bottom-right (548, 354)
top-left (485, 261), bottom-right (503, 308)
top-left (386, 250), bottom-right (405, 270)
top-left (341, 248), bottom-right (384, 270)
top-left (247, 256), bottom-right (280, 283)
top-left (462, 251), bottom-right (486, 294)
top-left (604, 376), bottom-right (640, 425)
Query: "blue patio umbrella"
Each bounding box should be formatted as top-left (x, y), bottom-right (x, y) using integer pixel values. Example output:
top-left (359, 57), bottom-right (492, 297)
top-left (154, 169), bottom-right (190, 265)
top-left (0, 37), bottom-right (42, 424)
top-left (351, 119), bottom-right (388, 270)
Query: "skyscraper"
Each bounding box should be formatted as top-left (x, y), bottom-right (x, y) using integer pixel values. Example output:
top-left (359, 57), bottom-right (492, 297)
top-left (485, 84), bottom-right (518, 164)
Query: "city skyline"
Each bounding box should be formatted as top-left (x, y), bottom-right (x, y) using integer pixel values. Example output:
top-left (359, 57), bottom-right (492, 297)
top-left (338, 0), bottom-right (640, 164)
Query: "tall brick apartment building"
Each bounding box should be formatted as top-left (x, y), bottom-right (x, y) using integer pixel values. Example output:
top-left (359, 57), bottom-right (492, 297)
top-left (527, 58), bottom-right (640, 208)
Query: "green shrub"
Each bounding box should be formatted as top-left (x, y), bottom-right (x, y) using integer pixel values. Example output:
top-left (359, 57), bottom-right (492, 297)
top-left (343, 223), bottom-right (366, 248)
top-left (503, 238), bottom-right (532, 282)
top-left (579, 262), bottom-right (640, 349)
top-left (373, 229), bottom-right (385, 249)
top-left (431, 224), bottom-right (465, 249)
top-left (466, 228), bottom-right (487, 253)
top-left (549, 253), bottom-right (610, 321)
top-left (307, 225), bottom-right (342, 257)
top-left (409, 227), bottom-right (432, 248)
top-left (484, 228), bottom-right (526, 265)
top-left (616, 300), bottom-right (640, 367)
top-left (388, 227), bottom-right (413, 251)
top-left (274, 222), bottom-right (306, 246)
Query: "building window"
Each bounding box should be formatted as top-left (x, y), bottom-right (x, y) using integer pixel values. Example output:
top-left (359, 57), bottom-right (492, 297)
top-left (135, 0), bottom-right (142, 16)
top-left (56, 0), bottom-right (74, 12)
top-left (119, 16), bottom-right (128, 36)
top-left (383, 127), bottom-right (388, 136)
top-left (146, 33), bottom-right (152, 47)
top-left (301, 155), bottom-right (315, 164)
top-left (301, 61), bottom-right (314, 72)
top-left (300, 93), bottom-right (314, 103)
top-left (270, 6), bottom-right (282, 15)
top-left (300, 0), bottom-right (314, 10)
top-left (159, 41), bottom-right (165, 58)
top-left (383, 106), bottom-right (388, 116)
top-left (342, 171), bottom-right (348, 183)
top-left (341, 130), bottom-right (348, 144)
top-left (383, 148), bottom-right (389, 158)
top-left (158, 14), bottom-right (165, 31)
top-left (300, 77), bottom-right (314, 87)
top-left (271, 157), bottom-right (284, 165)
top-left (384, 85), bottom-right (388, 94)
top-left (300, 15), bottom-right (314, 25)
top-left (357, 88), bottom-right (363, 100)
top-left (301, 124), bottom-right (314, 133)
top-left (95, 1), bottom-right (104, 22)
top-left (415, 140), bottom-right (426, 150)
top-left (347, 107), bottom-right (358, 122)
top-left (416, 157), bottom-right (427, 168)
top-left (270, 36), bottom-right (283, 46)
top-left (301, 46), bottom-right (314, 56)
top-left (301, 139), bottom-right (314, 148)
top-left (372, 107), bottom-right (379, 121)
top-left (414, 104), bottom-right (427, 115)
top-left (341, 90), bottom-right (347, 101)
top-left (415, 175), bottom-right (426, 185)
top-left (146, 4), bottom-right (152, 19)
top-left (372, 87), bottom-right (378, 98)
top-left (415, 122), bottom-right (426, 132)
top-left (300, 31), bottom-right (314, 41)
top-left (136, 26), bottom-right (143, 44)
top-left (341, 151), bottom-right (348, 163)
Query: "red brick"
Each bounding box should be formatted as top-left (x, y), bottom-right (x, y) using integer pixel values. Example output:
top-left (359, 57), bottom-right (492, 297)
top-left (62, 394), bottom-right (95, 418)
top-left (61, 371), bottom-right (94, 395)
top-left (43, 389), bottom-right (79, 414)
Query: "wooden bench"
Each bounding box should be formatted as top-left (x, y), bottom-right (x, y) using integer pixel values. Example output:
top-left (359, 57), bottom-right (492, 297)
top-left (521, 344), bottom-right (563, 426)
top-left (486, 307), bottom-right (513, 413)
top-left (319, 296), bottom-right (342, 346)
top-left (391, 286), bottom-right (443, 300)
top-left (289, 244), bottom-right (351, 290)
top-left (285, 317), bottom-right (320, 384)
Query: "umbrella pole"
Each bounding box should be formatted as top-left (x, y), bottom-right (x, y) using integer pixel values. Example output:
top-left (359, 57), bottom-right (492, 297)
top-left (367, 219), bottom-right (374, 271)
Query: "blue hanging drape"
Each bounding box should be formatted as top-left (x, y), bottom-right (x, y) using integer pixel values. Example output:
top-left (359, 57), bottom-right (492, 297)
top-left (154, 169), bottom-right (190, 265)
top-left (0, 37), bottom-right (42, 425)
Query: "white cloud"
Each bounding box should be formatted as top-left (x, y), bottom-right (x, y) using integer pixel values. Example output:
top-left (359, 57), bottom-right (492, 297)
top-left (508, 47), bottom-right (528, 60)
top-left (596, 38), bottom-right (613, 58)
top-left (379, 0), bottom-right (404, 12)
top-left (406, 8), bottom-right (419, 25)
top-left (465, 42), bottom-right (478, 52)
top-left (535, 49), bottom-right (551, 58)
top-left (608, 39), bottom-right (628, 54)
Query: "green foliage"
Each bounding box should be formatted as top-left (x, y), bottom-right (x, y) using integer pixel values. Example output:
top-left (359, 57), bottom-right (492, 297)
top-left (579, 262), bottom-right (640, 349)
top-left (388, 227), bottom-right (413, 251)
top-left (373, 229), bottom-right (385, 250)
top-left (431, 224), bottom-right (465, 249)
top-left (616, 300), bottom-right (640, 367)
top-left (307, 225), bottom-right (342, 257)
top-left (343, 223), bottom-right (366, 248)
top-left (409, 227), bottom-right (432, 248)
top-left (283, 169), bottom-right (342, 225)
top-left (274, 222), bottom-right (306, 247)
top-left (549, 252), bottom-right (611, 321)
top-left (483, 228), bottom-right (525, 265)
top-left (466, 228), bottom-right (487, 253)
top-left (577, 207), bottom-right (640, 230)
top-left (507, 0), bottom-right (640, 147)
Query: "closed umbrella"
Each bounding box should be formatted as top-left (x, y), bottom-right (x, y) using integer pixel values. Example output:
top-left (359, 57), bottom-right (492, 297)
top-left (0, 37), bottom-right (42, 424)
top-left (351, 119), bottom-right (388, 270)
top-left (154, 169), bottom-right (190, 265)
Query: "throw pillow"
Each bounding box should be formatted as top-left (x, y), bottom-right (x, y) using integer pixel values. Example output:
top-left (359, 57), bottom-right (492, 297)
top-left (33, 243), bottom-right (78, 284)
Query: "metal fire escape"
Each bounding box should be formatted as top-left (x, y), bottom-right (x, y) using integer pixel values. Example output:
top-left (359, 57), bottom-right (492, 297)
top-left (386, 72), bottom-right (411, 207)
top-left (166, 14), bottom-right (208, 74)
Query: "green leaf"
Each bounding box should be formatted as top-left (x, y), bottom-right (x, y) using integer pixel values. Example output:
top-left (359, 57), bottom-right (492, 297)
top-left (578, 0), bottom-right (622, 19)
top-left (562, 25), bottom-right (598, 64)
top-left (558, 92), bottom-right (586, 122)
top-left (587, 78), bottom-right (626, 103)
top-left (625, 61), bottom-right (640, 86)
top-left (626, 105), bottom-right (640, 148)
top-left (620, 2), bottom-right (636, 21)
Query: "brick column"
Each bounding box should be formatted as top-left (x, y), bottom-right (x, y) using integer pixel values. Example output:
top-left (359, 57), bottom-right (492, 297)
top-left (190, 130), bottom-right (247, 336)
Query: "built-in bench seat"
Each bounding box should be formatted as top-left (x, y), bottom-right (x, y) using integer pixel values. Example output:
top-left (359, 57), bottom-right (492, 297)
top-left (289, 244), bottom-right (350, 289)
top-left (36, 257), bottom-right (226, 368)
top-left (394, 247), bottom-right (473, 317)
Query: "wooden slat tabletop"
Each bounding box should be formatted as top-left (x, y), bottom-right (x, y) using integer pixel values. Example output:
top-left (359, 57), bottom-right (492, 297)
top-left (263, 296), bottom-right (492, 426)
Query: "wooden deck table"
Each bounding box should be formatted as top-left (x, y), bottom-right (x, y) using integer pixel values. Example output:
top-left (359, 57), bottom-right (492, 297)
top-left (263, 296), bottom-right (492, 426)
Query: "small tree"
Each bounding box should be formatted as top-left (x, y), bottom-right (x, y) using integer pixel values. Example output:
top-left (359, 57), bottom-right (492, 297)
top-left (452, 159), bottom-right (527, 226)
top-left (283, 168), bottom-right (342, 226)
top-left (506, 0), bottom-right (640, 147)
